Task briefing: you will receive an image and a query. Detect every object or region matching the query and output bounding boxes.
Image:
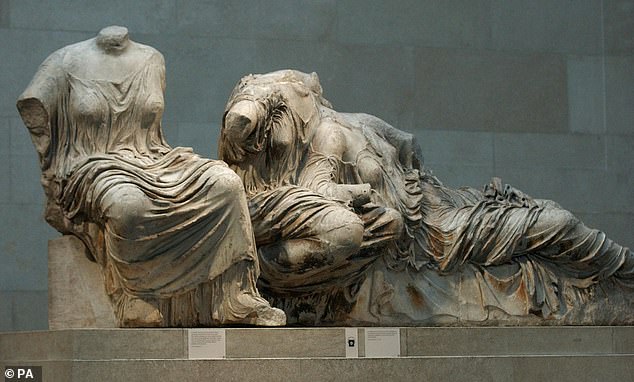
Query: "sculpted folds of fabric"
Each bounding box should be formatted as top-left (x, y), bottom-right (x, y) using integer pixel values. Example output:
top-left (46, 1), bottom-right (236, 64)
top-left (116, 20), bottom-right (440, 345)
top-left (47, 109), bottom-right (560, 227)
top-left (17, 26), bottom-right (633, 328)
top-left (220, 69), bottom-right (634, 325)
top-left (17, 27), bottom-right (285, 327)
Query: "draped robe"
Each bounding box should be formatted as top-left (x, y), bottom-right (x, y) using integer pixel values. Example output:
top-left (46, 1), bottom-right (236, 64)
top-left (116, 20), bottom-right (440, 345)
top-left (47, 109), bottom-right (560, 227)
top-left (220, 70), bottom-right (633, 324)
top-left (18, 42), bottom-right (267, 326)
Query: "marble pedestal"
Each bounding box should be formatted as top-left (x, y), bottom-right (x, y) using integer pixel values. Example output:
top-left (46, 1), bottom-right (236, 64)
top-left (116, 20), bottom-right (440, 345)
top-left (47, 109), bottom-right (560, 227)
top-left (1, 327), bottom-right (632, 381)
top-left (38, 237), bottom-right (634, 380)
top-left (48, 236), bottom-right (116, 329)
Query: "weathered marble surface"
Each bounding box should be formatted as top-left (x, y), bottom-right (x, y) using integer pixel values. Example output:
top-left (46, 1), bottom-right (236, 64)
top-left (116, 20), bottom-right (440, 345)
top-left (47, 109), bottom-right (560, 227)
top-left (220, 69), bottom-right (634, 326)
top-left (17, 26), bottom-right (284, 327)
top-left (18, 26), bottom-right (633, 328)
top-left (48, 236), bottom-right (116, 329)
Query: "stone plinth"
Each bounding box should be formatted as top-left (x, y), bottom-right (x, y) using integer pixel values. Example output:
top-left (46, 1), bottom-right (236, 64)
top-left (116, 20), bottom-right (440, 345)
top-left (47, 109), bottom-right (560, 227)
top-left (48, 236), bottom-right (116, 329)
top-left (1, 327), bottom-right (632, 381)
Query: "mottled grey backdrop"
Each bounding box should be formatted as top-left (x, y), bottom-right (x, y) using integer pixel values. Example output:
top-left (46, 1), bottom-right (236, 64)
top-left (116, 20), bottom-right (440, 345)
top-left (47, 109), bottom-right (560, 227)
top-left (0, 0), bottom-right (632, 330)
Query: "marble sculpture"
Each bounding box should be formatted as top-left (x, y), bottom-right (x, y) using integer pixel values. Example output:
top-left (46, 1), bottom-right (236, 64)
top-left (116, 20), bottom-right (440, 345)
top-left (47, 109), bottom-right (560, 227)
top-left (17, 26), bottom-right (285, 327)
top-left (18, 27), bottom-right (633, 327)
top-left (220, 69), bottom-right (634, 325)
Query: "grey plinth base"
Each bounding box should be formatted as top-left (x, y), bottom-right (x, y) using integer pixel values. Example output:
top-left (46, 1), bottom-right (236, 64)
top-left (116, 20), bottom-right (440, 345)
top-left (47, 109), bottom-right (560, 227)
top-left (48, 236), bottom-right (116, 329)
top-left (1, 327), bottom-right (633, 381)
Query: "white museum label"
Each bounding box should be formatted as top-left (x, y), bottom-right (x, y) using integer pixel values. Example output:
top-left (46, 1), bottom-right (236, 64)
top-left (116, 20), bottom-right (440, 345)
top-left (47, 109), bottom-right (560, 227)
top-left (364, 328), bottom-right (400, 358)
top-left (188, 328), bottom-right (226, 359)
top-left (345, 327), bottom-right (359, 358)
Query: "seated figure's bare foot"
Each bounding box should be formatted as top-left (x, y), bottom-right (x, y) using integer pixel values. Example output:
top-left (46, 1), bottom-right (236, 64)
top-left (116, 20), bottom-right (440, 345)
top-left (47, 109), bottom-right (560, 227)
top-left (121, 297), bottom-right (163, 327)
top-left (253, 305), bottom-right (286, 326)
top-left (220, 292), bottom-right (286, 326)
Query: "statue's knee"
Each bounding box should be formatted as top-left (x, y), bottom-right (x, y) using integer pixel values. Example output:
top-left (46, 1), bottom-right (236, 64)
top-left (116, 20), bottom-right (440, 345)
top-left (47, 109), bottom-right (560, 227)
top-left (102, 185), bottom-right (147, 237)
top-left (537, 206), bottom-right (580, 231)
top-left (326, 210), bottom-right (364, 254)
top-left (549, 208), bottom-right (579, 227)
top-left (211, 167), bottom-right (245, 200)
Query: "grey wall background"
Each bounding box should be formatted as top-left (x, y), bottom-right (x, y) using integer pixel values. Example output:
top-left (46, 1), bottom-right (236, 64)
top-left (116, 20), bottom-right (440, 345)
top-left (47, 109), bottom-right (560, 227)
top-left (0, 0), bottom-right (632, 331)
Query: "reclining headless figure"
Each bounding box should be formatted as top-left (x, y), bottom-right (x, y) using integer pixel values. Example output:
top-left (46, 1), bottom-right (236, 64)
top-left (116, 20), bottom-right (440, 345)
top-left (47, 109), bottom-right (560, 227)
top-left (220, 69), bottom-right (633, 323)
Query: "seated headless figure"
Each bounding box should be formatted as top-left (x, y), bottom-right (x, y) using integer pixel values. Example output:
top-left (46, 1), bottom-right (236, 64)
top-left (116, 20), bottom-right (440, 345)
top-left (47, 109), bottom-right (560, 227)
top-left (220, 70), bottom-right (633, 322)
top-left (17, 26), bottom-right (285, 327)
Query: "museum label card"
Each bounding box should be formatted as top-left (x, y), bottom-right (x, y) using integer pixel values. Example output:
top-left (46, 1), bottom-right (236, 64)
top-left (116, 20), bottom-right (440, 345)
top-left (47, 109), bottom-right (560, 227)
top-left (188, 328), bottom-right (226, 359)
top-left (364, 328), bottom-right (400, 358)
